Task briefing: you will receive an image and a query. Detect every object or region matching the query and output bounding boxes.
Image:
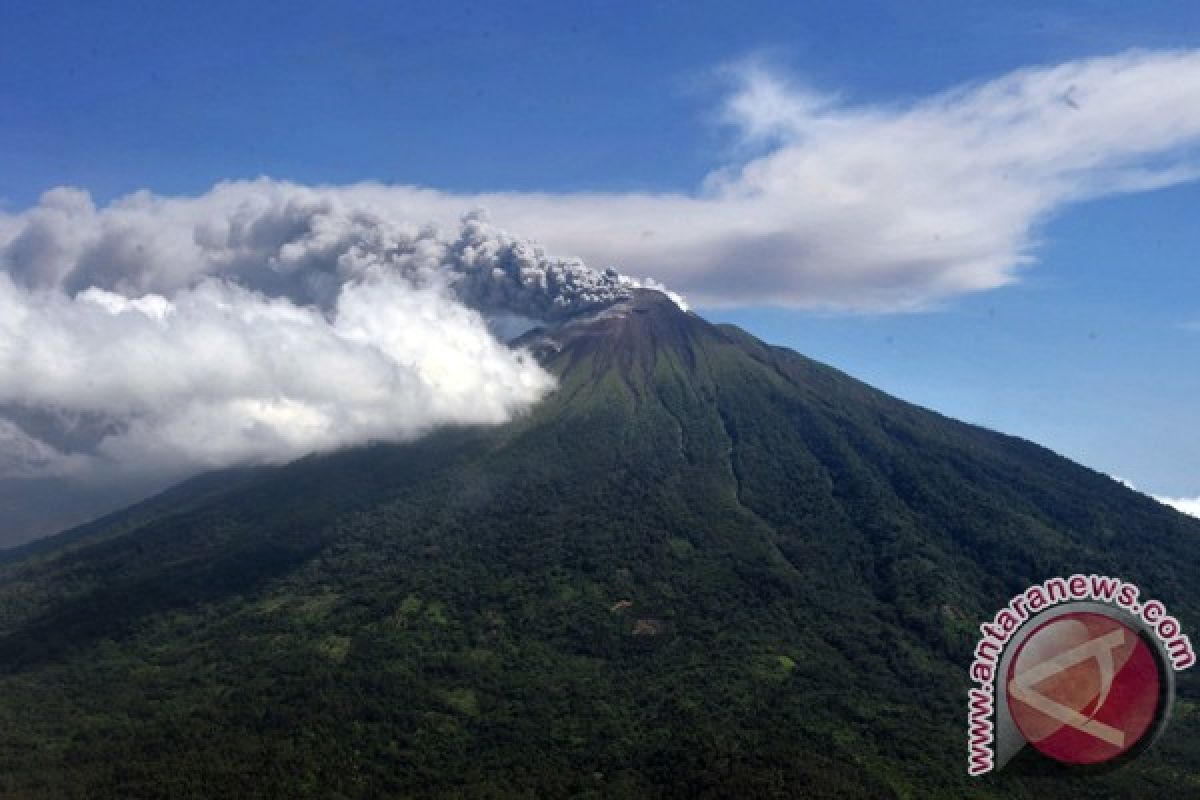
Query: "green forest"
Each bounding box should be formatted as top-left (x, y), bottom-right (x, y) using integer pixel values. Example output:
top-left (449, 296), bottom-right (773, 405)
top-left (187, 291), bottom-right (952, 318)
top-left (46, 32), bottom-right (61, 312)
top-left (1, 293), bottom-right (1197, 798)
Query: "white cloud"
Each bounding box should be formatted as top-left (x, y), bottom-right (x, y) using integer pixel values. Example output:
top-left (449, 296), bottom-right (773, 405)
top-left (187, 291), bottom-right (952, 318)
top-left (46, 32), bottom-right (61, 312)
top-left (1156, 495), bottom-right (1200, 518)
top-left (0, 271), bottom-right (554, 481)
top-left (399, 48), bottom-right (1200, 310)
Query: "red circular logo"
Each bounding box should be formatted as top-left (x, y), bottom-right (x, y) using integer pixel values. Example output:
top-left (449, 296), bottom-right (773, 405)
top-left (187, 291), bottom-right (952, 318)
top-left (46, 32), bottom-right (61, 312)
top-left (1006, 611), bottom-right (1162, 765)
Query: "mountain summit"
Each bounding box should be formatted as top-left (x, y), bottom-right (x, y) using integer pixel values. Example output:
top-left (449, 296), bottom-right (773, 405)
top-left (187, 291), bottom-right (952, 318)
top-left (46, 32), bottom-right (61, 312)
top-left (516, 288), bottom-right (699, 368)
top-left (1, 291), bottom-right (1198, 798)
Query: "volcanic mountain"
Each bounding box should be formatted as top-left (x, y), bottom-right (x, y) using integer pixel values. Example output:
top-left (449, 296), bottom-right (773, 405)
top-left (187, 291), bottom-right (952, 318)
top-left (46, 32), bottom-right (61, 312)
top-left (1, 290), bottom-right (1198, 798)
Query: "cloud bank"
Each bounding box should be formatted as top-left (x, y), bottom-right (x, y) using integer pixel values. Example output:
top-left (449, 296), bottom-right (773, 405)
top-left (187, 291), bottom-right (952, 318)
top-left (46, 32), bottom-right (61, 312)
top-left (4, 48), bottom-right (1200, 493)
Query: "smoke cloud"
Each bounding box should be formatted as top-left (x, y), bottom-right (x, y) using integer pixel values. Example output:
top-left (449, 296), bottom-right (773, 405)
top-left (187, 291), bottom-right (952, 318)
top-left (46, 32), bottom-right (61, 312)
top-left (0, 184), bottom-right (687, 490)
top-left (0, 184), bottom-right (650, 318)
top-left (367, 49), bottom-right (1200, 311)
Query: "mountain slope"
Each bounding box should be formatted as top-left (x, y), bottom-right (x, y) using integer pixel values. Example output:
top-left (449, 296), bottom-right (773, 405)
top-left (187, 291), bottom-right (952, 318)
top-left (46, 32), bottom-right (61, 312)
top-left (0, 290), bottom-right (1197, 798)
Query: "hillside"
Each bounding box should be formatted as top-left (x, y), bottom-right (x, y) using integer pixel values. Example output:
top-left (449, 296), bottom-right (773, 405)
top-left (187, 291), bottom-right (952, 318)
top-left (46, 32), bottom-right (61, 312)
top-left (0, 289), bottom-right (1197, 798)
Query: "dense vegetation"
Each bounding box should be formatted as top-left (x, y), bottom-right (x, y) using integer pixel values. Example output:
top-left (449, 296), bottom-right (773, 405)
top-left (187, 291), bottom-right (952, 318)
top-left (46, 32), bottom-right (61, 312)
top-left (0, 290), bottom-right (1197, 798)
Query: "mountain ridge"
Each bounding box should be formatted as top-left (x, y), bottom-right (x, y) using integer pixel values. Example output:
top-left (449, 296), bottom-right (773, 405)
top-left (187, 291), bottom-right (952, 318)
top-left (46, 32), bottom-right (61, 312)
top-left (0, 290), bottom-right (1197, 798)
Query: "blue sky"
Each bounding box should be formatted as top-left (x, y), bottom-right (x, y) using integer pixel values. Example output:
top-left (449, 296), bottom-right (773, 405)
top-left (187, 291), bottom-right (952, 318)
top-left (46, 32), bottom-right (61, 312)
top-left (7, 1), bottom-right (1200, 206)
top-left (1, 1), bottom-right (1197, 505)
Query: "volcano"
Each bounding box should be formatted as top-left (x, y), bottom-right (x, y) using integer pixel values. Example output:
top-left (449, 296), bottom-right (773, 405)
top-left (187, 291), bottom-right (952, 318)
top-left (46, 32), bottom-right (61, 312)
top-left (0, 290), bottom-right (1197, 798)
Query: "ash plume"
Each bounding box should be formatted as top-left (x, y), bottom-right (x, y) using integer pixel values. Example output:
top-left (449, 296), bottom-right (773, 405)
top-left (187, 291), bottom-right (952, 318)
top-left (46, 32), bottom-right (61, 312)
top-left (0, 183), bottom-right (674, 492)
